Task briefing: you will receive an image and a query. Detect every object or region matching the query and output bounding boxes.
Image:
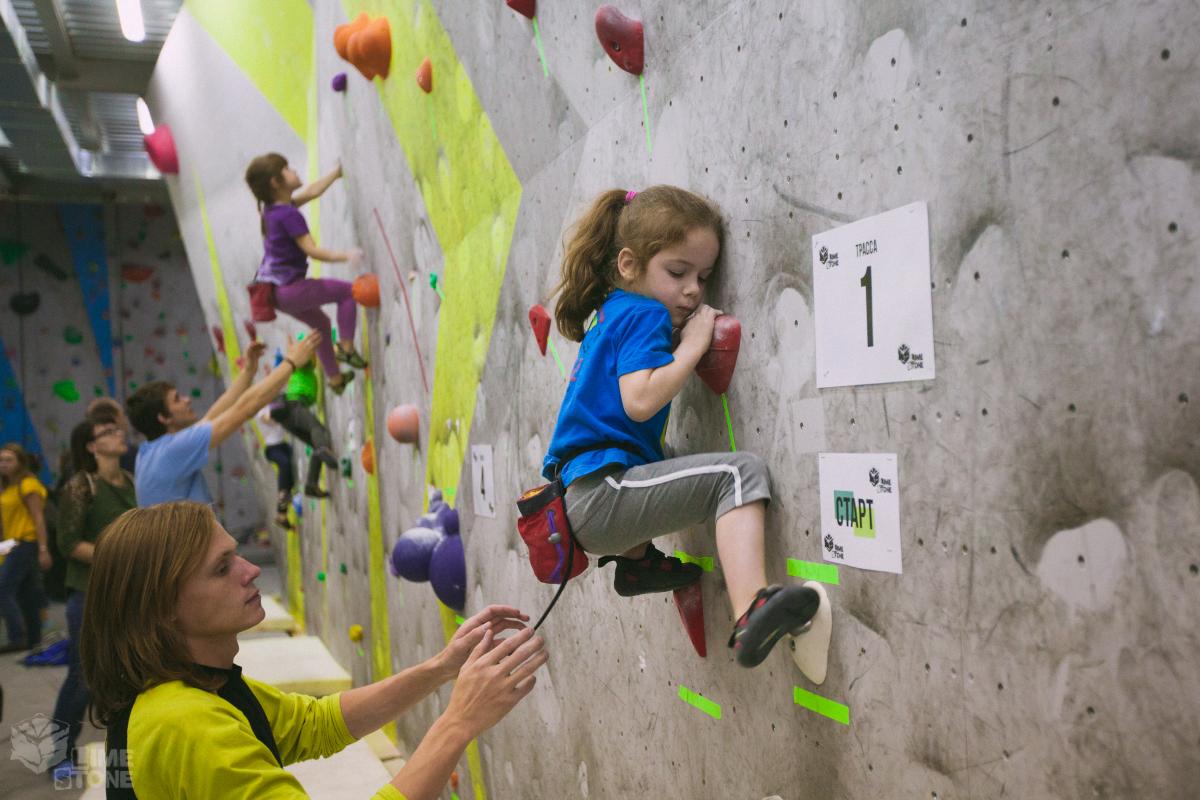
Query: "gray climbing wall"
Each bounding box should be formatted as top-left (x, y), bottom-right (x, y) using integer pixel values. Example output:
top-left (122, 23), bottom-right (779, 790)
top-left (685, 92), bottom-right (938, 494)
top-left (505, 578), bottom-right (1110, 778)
top-left (0, 199), bottom-right (257, 532)
top-left (151, 1), bottom-right (1198, 798)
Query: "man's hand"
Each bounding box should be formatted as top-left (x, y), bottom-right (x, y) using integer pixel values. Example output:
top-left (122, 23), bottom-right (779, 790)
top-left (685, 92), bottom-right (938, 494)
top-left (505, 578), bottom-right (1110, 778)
top-left (444, 626), bottom-right (547, 736)
top-left (243, 341), bottom-right (267, 371)
top-left (285, 331), bottom-right (321, 367)
top-left (435, 605), bottom-right (530, 679)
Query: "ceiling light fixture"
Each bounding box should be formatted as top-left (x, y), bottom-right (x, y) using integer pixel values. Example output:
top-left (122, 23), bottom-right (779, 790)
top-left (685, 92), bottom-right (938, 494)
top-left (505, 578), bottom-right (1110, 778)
top-left (136, 97), bottom-right (155, 135)
top-left (116, 0), bottom-right (146, 43)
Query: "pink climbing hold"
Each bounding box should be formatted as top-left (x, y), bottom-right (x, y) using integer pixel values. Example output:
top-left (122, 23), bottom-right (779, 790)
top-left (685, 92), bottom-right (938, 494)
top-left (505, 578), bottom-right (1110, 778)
top-left (595, 5), bottom-right (644, 76)
top-left (528, 304), bottom-right (551, 356)
top-left (386, 404), bottom-right (420, 444)
top-left (143, 124), bottom-right (179, 174)
top-left (506, 0), bottom-right (536, 19)
top-left (211, 324), bottom-right (225, 355)
top-left (694, 315), bottom-right (741, 395)
top-left (244, 320), bottom-right (257, 341)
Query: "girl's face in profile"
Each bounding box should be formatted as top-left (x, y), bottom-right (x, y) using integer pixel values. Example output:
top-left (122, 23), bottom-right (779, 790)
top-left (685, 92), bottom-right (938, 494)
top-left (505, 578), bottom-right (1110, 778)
top-left (619, 226), bottom-right (719, 328)
top-left (273, 165), bottom-right (302, 195)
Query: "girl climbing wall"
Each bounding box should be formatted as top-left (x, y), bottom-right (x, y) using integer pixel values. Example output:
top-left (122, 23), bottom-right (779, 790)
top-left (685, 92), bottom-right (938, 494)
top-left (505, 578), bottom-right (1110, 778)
top-left (542, 186), bottom-right (822, 667)
top-left (244, 153), bottom-right (366, 395)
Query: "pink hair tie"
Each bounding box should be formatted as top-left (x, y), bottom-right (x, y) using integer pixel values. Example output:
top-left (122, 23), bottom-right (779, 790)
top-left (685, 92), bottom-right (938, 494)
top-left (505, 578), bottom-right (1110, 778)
top-left (624, 190), bottom-right (638, 204)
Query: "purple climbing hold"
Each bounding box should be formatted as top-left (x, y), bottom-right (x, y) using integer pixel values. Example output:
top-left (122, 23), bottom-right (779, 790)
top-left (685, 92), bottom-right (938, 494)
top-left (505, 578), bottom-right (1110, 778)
top-left (390, 526), bottom-right (444, 582)
top-left (332, 72), bottom-right (348, 92)
top-left (429, 534), bottom-right (465, 612)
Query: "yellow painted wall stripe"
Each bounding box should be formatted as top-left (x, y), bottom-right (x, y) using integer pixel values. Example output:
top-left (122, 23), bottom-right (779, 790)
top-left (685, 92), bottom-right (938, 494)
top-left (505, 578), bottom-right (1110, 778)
top-left (184, 0), bottom-right (313, 140)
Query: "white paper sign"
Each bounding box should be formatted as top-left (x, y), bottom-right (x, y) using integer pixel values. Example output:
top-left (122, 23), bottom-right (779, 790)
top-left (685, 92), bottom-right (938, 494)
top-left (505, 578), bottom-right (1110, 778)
top-left (470, 445), bottom-right (496, 518)
top-left (818, 453), bottom-right (902, 574)
top-left (812, 202), bottom-right (935, 388)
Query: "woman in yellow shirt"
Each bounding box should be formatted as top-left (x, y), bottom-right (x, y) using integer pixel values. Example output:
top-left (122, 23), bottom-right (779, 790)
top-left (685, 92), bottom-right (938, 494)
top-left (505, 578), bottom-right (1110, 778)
top-left (82, 501), bottom-right (548, 799)
top-left (0, 442), bottom-right (51, 653)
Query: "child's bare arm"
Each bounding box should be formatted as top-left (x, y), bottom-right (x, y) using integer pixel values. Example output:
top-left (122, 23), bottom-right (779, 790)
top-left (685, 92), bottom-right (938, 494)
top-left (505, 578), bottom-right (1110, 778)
top-left (292, 162), bottom-right (342, 207)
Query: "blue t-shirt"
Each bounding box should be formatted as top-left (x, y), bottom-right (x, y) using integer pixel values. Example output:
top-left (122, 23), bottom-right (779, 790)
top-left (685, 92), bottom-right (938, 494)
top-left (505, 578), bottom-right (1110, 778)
top-left (543, 290), bottom-right (675, 485)
top-left (135, 422), bottom-right (214, 506)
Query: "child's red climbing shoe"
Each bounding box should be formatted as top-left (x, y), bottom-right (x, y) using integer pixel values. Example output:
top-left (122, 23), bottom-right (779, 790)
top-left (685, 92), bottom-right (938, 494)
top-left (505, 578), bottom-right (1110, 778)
top-left (728, 584), bottom-right (820, 668)
top-left (598, 543), bottom-right (702, 597)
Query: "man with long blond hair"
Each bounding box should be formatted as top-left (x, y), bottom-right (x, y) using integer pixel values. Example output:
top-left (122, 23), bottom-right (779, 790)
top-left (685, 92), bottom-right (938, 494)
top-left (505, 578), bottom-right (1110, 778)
top-left (82, 502), bottom-right (546, 798)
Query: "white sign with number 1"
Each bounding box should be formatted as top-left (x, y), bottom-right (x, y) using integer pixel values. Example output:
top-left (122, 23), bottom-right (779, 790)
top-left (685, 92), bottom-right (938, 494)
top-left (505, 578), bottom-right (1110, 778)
top-left (812, 202), bottom-right (935, 388)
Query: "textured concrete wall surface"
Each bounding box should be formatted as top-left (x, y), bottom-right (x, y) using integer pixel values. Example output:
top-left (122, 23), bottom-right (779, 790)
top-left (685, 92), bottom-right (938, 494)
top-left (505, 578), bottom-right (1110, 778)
top-left (0, 200), bottom-right (256, 529)
top-left (153, 1), bottom-right (1197, 797)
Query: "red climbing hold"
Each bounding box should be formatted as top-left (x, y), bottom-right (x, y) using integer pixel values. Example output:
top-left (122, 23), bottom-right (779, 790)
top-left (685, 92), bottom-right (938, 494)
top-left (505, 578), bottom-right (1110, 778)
top-left (120, 263), bottom-right (155, 283)
top-left (244, 320), bottom-right (257, 341)
top-left (211, 324), bottom-right (225, 355)
top-left (416, 57), bottom-right (433, 93)
top-left (595, 5), bottom-right (644, 76)
top-left (528, 304), bottom-right (551, 356)
top-left (143, 124), bottom-right (179, 174)
top-left (673, 582), bottom-right (706, 657)
top-left (506, 0), bottom-right (536, 19)
top-left (694, 315), bottom-right (741, 395)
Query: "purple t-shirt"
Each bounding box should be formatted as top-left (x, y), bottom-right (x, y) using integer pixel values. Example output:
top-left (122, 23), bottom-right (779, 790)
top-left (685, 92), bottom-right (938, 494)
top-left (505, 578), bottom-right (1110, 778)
top-left (257, 203), bottom-right (310, 285)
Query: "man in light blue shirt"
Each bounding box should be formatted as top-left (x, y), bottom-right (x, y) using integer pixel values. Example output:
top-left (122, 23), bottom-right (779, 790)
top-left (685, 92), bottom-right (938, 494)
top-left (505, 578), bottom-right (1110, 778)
top-left (127, 334), bottom-right (320, 506)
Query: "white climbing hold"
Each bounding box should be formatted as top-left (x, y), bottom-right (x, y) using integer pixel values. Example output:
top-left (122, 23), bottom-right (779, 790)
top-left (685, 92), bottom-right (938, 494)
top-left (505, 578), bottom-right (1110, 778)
top-left (790, 581), bottom-right (832, 685)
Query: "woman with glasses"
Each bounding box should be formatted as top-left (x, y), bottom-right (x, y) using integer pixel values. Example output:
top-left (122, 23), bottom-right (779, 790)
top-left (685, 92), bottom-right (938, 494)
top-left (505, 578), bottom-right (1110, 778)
top-left (48, 419), bottom-right (136, 780)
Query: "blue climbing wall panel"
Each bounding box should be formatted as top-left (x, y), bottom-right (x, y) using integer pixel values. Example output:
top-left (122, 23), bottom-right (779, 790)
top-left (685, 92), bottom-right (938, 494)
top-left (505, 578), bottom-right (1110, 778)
top-left (0, 332), bottom-right (51, 485)
top-left (58, 204), bottom-right (115, 397)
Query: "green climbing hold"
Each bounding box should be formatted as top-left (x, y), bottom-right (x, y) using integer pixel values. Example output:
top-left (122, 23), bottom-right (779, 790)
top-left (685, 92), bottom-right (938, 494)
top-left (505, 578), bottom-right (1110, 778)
top-left (191, 388), bottom-right (201, 398)
top-left (317, 571), bottom-right (326, 582)
top-left (187, 365), bottom-right (197, 375)
top-left (0, 239), bottom-right (29, 264)
top-left (93, 386), bottom-right (103, 396)
top-left (124, 334), bottom-right (134, 343)
top-left (214, 463), bottom-right (223, 474)
top-left (129, 382), bottom-right (138, 391)
top-left (52, 380), bottom-right (81, 403)
top-left (158, 312), bottom-right (165, 320)
top-left (339, 563), bottom-right (348, 575)
top-left (63, 326), bottom-right (83, 345)
top-left (183, 351), bottom-right (189, 359)
top-left (305, 445), bottom-right (312, 457)
top-left (88, 261), bottom-right (99, 273)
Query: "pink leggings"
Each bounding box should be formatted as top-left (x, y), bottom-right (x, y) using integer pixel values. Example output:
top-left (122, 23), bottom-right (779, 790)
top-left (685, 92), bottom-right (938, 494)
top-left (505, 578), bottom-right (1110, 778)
top-left (274, 278), bottom-right (356, 377)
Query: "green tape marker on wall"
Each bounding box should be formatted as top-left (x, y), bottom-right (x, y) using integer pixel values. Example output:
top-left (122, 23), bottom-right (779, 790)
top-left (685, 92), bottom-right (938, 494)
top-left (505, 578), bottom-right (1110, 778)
top-left (793, 687), bottom-right (849, 725)
top-left (786, 559), bottom-right (840, 585)
top-left (678, 685), bottom-right (721, 719)
top-left (675, 551), bottom-right (714, 572)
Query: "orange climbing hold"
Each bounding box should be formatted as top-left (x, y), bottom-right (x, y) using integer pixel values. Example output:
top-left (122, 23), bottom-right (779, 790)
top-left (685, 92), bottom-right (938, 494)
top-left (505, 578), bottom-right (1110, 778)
top-left (121, 263), bottom-right (155, 283)
top-left (416, 57), bottom-right (433, 93)
top-left (333, 12), bottom-right (369, 59)
top-left (361, 439), bottom-right (375, 475)
top-left (386, 404), bottom-right (420, 444)
top-left (337, 13), bottom-right (392, 80)
top-left (352, 273), bottom-right (381, 307)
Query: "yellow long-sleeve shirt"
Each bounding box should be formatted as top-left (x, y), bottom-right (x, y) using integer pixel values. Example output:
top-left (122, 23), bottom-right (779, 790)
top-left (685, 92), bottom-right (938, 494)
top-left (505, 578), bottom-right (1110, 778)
top-left (105, 664), bottom-right (404, 799)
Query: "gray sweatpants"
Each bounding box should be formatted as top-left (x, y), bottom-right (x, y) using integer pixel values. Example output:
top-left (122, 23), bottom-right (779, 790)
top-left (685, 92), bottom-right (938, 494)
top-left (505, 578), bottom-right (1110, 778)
top-left (564, 452), bottom-right (772, 555)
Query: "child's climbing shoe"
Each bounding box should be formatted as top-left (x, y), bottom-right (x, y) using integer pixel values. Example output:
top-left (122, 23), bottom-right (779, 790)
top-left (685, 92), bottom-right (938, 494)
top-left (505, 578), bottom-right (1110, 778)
top-left (329, 372), bottom-right (355, 395)
top-left (728, 584), bottom-right (821, 668)
top-left (598, 543), bottom-right (702, 597)
top-left (336, 348), bottom-right (368, 369)
top-left (304, 484), bottom-right (330, 499)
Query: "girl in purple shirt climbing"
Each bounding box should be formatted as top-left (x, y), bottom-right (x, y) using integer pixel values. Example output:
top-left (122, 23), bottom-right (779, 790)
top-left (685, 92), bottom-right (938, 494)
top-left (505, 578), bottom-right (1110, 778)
top-left (245, 152), bottom-right (367, 394)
